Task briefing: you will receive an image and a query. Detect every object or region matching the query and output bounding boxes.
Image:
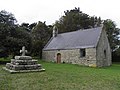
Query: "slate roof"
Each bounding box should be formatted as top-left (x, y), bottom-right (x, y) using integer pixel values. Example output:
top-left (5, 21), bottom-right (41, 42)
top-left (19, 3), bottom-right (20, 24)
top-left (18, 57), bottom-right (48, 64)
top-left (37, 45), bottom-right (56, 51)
top-left (43, 27), bottom-right (102, 50)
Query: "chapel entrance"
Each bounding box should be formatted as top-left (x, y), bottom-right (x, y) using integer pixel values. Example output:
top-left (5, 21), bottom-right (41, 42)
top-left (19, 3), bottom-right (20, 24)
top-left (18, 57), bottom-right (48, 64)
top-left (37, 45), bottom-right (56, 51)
top-left (57, 53), bottom-right (61, 63)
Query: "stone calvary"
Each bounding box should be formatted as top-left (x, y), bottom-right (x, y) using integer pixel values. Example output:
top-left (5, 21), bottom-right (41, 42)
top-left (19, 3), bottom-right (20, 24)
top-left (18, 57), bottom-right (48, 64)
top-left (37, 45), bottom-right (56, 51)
top-left (3, 46), bottom-right (45, 73)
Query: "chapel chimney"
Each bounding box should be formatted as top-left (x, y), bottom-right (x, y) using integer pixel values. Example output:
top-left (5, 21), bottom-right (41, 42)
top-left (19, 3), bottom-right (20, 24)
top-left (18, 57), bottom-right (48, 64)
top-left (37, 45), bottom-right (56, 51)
top-left (53, 26), bottom-right (58, 37)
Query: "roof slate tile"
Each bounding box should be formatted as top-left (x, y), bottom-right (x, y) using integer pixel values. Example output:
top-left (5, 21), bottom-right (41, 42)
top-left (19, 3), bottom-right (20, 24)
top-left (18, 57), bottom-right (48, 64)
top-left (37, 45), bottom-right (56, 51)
top-left (43, 27), bottom-right (102, 50)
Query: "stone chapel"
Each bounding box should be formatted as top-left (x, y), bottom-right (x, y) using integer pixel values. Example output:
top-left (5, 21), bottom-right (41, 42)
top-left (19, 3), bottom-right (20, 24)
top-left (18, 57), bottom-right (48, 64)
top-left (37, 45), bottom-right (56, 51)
top-left (42, 26), bottom-right (112, 67)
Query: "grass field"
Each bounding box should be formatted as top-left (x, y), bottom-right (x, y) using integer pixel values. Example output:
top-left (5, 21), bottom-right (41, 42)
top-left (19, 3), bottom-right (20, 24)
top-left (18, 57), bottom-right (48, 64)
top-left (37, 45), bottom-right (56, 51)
top-left (0, 61), bottom-right (120, 90)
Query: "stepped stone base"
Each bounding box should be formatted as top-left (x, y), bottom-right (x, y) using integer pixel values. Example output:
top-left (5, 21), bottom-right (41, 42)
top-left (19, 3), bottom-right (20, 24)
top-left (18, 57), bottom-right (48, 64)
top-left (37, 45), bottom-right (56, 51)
top-left (6, 63), bottom-right (42, 70)
top-left (3, 67), bottom-right (45, 74)
top-left (3, 56), bottom-right (45, 73)
top-left (3, 46), bottom-right (45, 73)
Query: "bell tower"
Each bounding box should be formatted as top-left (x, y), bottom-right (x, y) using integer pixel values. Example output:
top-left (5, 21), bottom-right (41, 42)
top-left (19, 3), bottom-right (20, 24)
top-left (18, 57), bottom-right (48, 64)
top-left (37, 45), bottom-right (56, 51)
top-left (53, 26), bottom-right (58, 37)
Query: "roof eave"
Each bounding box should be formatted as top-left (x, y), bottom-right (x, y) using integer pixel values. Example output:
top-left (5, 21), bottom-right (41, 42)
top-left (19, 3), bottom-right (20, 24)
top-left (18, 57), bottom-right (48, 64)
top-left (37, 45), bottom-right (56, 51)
top-left (43, 45), bottom-right (96, 51)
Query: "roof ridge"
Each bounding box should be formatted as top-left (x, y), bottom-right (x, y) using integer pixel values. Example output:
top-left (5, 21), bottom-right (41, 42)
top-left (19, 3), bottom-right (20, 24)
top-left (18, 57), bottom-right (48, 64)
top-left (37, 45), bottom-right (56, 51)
top-left (58, 26), bottom-right (102, 35)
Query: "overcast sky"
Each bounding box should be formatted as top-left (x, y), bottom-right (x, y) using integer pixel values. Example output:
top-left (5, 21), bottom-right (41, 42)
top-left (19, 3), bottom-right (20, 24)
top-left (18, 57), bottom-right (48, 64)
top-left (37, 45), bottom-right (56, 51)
top-left (0, 0), bottom-right (120, 28)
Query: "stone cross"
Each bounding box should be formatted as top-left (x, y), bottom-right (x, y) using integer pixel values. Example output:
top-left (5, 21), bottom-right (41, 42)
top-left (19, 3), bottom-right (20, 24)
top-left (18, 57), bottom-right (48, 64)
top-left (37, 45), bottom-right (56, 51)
top-left (20, 46), bottom-right (27, 56)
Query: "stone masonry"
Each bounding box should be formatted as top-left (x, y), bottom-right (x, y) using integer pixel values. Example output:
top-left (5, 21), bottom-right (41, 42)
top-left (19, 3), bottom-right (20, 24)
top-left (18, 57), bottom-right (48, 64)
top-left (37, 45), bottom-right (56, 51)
top-left (96, 28), bottom-right (112, 67)
top-left (3, 46), bottom-right (45, 73)
top-left (43, 48), bottom-right (97, 66)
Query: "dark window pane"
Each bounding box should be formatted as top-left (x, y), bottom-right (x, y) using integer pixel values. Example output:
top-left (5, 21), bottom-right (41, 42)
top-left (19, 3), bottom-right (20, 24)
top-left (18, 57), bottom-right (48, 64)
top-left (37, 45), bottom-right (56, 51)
top-left (80, 49), bottom-right (86, 57)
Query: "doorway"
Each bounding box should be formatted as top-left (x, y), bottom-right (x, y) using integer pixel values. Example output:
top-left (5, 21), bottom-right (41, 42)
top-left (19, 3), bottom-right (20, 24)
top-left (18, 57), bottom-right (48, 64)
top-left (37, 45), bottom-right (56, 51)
top-left (57, 53), bottom-right (61, 63)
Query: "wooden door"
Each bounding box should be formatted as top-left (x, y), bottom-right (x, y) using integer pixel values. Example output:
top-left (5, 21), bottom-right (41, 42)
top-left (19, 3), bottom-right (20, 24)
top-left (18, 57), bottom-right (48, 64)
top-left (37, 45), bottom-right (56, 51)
top-left (57, 53), bottom-right (61, 63)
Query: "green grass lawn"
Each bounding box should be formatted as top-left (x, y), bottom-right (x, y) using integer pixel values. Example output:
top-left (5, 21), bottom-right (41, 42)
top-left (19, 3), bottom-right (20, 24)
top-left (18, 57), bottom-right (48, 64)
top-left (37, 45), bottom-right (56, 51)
top-left (0, 61), bottom-right (120, 90)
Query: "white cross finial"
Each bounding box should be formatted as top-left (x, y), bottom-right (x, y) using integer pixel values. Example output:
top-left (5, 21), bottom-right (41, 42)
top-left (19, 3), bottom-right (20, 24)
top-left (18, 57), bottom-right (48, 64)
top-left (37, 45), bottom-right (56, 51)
top-left (20, 46), bottom-right (27, 56)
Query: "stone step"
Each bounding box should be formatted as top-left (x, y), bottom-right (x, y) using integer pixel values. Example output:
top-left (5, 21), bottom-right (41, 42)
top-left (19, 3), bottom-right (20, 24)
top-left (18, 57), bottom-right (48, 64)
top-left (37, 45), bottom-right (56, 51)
top-left (3, 67), bottom-right (45, 73)
top-left (15, 56), bottom-right (32, 60)
top-left (6, 63), bottom-right (42, 70)
top-left (11, 59), bottom-right (38, 65)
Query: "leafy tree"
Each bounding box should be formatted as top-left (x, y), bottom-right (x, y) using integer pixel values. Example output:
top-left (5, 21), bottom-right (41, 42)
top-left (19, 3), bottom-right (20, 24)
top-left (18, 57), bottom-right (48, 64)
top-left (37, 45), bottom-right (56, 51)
top-left (21, 23), bottom-right (30, 31)
top-left (0, 10), bottom-right (17, 25)
top-left (29, 23), bottom-right (37, 30)
top-left (20, 22), bottom-right (37, 32)
top-left (0, 10), bottom-right (17, 57)
top-left (6, 26), bottom-right (32, 57)
top-left (0, 10), bottom-right (31, 58)
top-left (103, 19), bottom-right (120, 52)
top-left (31, 21), bottom-right (50, 58)
top-left (55, 7), bottom-right (102, 33)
